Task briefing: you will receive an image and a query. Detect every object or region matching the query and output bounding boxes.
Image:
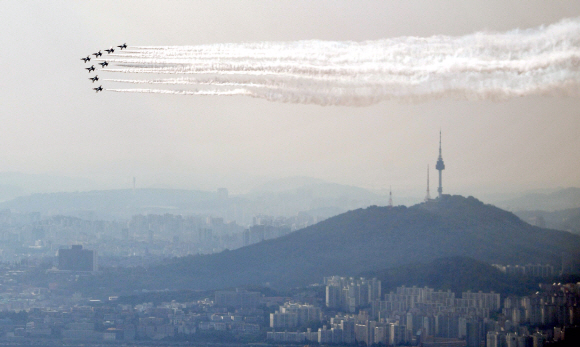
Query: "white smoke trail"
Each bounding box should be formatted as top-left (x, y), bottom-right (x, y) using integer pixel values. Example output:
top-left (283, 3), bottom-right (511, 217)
top-left (106, 88), bottom-right (253, 96)
top-left (98, 18), bottom-right (580, 105)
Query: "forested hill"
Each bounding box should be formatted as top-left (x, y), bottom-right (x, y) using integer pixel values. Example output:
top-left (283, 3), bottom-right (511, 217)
top-left (361, 256), bottom-right (546, 297)
top-left (84, 195), bottom-right (580, 293)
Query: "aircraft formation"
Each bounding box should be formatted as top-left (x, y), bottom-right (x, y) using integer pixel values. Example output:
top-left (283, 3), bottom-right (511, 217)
top-left (80, 43), bottom-right (126, 93)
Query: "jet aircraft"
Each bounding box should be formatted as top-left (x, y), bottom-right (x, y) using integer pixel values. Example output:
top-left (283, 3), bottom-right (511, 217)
top-left (81, 56), bottom-right (91, 63)
top-left (99, 61), bottom-right (108, 67)
top-left (93, 85), bottom-right (103, 93)
top-left (105, 47), bottom-right (115, 54)
top-left (117, 43), bottom-right (127, 50)
top-left (89, 75), bottom-right (99, 83)
top-left (92, 50), bottom-right (102, 57)
top-left (85, 65), bottom-right (95, 73)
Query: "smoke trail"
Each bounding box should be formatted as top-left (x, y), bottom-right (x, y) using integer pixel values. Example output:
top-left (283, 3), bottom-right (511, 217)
top-left (97, 18), bottom-right (580, 105)
top-left (106, 88), bottom-right (253, 96)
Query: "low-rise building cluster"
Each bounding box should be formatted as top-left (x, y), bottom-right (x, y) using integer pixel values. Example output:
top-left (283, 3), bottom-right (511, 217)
top-left (0, 293), bottom-right (265, 342)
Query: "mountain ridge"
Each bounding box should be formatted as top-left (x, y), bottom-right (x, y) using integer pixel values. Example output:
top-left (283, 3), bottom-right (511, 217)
top-left (0, 182), bottom-right (388, 221)
top-left (497, 187), bottom-right (580, 211)
top-left (73, 194), bottom-right (580, 294)
top-left (514, 207), bottom-right (580, 234)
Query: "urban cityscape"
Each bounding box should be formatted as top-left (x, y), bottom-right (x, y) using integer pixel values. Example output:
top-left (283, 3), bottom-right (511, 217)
top-left (0, 130), bottom-right (573, 346)
top-left (0, 269), bottom-right (577, 346)
top-left (2, 1), bottom-right (580, 347)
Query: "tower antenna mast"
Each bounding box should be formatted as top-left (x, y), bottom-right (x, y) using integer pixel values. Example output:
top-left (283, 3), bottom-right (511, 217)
top-left (435, 130), bottom-right (446, 199)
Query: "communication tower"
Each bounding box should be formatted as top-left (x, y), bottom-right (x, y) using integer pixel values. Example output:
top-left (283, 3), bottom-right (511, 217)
top-left (435, 131), bottom-right (445, 199)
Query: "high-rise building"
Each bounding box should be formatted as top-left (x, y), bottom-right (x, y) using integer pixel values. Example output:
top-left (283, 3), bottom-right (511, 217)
top-left (389, 323), bottom-right (406, 345)
top-left (532, 332), bottom-right (545, 347)
top-left (435, 131), bottom-right (445, 199)
top-left (487, 331), bottom-right (502, 347)
top-left (325, 277), bottom-right (381, 312)
top-left (326, 285), bottom-right (342, 308)
top-left (58, 245), bottom-right (98, 272)
top-left (466, 320), bottom-right (482, 347)
top-left (270, 302), bottom-right (321, 330)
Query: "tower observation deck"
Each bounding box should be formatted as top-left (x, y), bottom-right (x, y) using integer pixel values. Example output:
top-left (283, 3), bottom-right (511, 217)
top-left (435, 131), bottom-right (445, 199)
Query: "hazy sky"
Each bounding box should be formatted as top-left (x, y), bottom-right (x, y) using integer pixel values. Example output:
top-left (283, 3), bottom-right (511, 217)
top-left (1, 1), bottom-right (579, 197)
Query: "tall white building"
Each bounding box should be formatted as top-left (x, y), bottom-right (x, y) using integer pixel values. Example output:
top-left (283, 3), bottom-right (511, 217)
top-left (325, 276), bottom-right (381, 312)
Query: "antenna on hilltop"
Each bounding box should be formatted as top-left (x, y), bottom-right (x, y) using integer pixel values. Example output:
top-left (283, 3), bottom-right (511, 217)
top-left (388, 186), bottom-right (393, 208)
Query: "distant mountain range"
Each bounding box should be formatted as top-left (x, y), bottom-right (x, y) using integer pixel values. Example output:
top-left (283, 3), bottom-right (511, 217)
top-left (496, 187), bottom-right (580, 212)
top-left (0, 177), bottom-right (395, 222)
top-left (1, 171), bottom-right (579, 230)
top-left (0, 189), bottom-right (224, 219)
top-left (250, 176), bottom-right (385, 201)
top-left (0, 172), bottom-right (96, 202)
top-left (497, 188), bottom-right (580, 234)
top-left (66, 195), bottom-right (580, 294)
top-left (514, 207), bottom-right (580, 234)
